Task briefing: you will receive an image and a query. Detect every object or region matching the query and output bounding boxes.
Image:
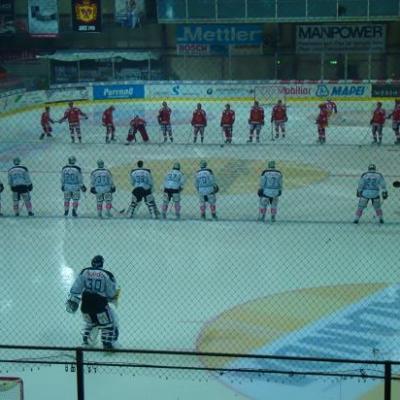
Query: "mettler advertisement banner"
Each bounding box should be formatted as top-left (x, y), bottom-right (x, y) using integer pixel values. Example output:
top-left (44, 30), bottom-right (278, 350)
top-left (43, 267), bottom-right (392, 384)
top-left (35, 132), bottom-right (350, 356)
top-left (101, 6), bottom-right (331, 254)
top-left (28, 0), bottom-right (59, 37)
top-left (93, 84), bottom-right (145, 100)
top-left (176, 24), bottom-right (263, 45)
top-left (296, 24), bottom-right (386, 54)
top-left (72, 0), bottom-right (102, 32)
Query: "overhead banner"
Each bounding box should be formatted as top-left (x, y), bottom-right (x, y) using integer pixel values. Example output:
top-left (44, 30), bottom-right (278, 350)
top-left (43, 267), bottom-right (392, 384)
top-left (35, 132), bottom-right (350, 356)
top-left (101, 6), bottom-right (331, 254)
top-left (115, 0), bottom-right (144, 28)
top-left (28, 0), bottom-right (59, 37)
top-left (72, 0), bottom-right (102, 32)
top-left (296, 24), bottom-right (386, 54)
top-left (0, 0), bottom-right (15, 35)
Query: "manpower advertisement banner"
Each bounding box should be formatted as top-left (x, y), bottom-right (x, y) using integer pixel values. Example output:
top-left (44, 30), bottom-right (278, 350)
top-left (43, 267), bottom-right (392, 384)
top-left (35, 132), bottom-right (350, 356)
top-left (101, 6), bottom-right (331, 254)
top-left (28, 0), bottom-right (59, 37)
top-left (296, 24), bottom-right (386, 54)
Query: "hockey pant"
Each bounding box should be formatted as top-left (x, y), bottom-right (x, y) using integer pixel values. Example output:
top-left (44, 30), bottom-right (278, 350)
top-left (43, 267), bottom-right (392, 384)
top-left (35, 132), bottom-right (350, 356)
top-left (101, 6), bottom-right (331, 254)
top-left (392, 121), bottom-right (400, 141)
top-left (162, 189), bottom-right (181, 215)
top-left (105, 124), bottom-right (115, 141)
top-left (160, 124), bottom-right (173, 140)
top-left (199, 193), bottom-right (216, 215)
top-left (193, 126), bottom-right (205, 143)
top-left (129, 188), bottom-right (159, 218)
top-left (81, 306), bottom-right (119, 349)
top-left (96, 192), bottom-right (113, 214)
top-left (355, 197), bottom-right (382, 219)
top-left (41, 123), bottom-right (52, 135)
top-left (371, 124), bottom-right (383, 142)
top-left (12, 186), bottom-right (32, 213)
top-left (69, 123), bottom-right (81, 141)
top-left (249, 123), bottom-right (262, 141)
top-left (274, 120), bottom-right (286, 134)
top-left (259, 196), bottom-right (279, 218)
top-left (64, 191), bottom-right (81, 211)
top-left (127, 126), bottom-right (149, 142)
top-left (222, 125), bottom-right (233, 142)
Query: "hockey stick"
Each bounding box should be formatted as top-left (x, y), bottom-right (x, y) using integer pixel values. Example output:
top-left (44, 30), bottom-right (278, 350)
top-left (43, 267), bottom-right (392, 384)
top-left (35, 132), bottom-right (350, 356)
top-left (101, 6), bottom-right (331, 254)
top-left (270, 122), bottom-right (275, 141)
top-left (219, 127), bottom-right (225, 148)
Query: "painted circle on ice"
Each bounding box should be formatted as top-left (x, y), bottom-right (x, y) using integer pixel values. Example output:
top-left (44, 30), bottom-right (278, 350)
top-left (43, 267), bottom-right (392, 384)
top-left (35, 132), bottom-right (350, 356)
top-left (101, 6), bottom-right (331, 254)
top-left (110, 159), bottom-right (328, 194)
top-left (195, 282), bottom-right (396, 400)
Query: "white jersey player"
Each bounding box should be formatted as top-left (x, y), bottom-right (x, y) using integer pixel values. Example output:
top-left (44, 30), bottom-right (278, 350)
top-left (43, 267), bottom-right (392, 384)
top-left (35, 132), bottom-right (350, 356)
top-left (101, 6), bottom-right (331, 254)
top-left (8, 157), bottom-right (34, 217)
top-left (194, 160), bottom-right (218, 220)
top-left (162, 162), bottom-right (185, 220)
top-left (66, 255), bottom-right (120, 350)
top-left (61, 156), bottom-right (87, 217)
top-left (258, 160), bottom-right (283, 222)
top-left (0, 179), bottom-right (4, 216)
top-left (128, 160), bottom-right (160, 219)
top-left (90, 160), bottom-right (116, 218)
top-left (354, 164), bottom-right (388, 224)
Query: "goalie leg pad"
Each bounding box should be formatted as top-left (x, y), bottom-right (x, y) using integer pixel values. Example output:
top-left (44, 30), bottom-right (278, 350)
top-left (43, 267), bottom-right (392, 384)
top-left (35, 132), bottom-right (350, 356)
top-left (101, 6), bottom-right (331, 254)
top-left (208, 193), bottom-right (216, 205)
top-left (172, 192), bottom-right (181, 203)
top-left (358, 197), bottom-right (369, 209)
top-left (372, 197), bottom-right (381, 210)
top-left (259, 197), bottom-right (268, 208)
top-left (72, 191), bottom-right (81, 201)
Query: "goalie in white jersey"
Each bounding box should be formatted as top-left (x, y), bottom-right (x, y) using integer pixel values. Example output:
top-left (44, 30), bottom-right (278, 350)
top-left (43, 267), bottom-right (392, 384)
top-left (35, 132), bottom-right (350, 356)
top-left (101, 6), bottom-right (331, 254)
top-left (66, 255), bottom-right (120, 350)
top-left (194, 160), bottom-right (219, 220)
top-left (354, 164), bottom-right (388, 224)
top-left (128, 160), bottom-right (160, 219)
top-left (258, 160), bottom-right (283, 222)
top-left (61, 156), bottom-right (87, 217)
top-left (90, 160), bottom-right (116, 218)
top-left (8, 157), bottom-right (34, 217)
top-left (162, 162), bottom-right (185, 219)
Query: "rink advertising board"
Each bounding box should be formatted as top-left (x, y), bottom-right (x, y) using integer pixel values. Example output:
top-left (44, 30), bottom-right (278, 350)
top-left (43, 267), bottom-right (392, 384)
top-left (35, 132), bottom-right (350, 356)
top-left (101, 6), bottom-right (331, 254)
top-left (296, 24), bottom-right (386, 54)
top-left (28, 0), bottom-right (59, 37)
top-left (71, 0), bottom-right (102, 32)
top-left (93, 84), bottom-right (144, 100)
top-left (372, 84), bottom-right (400, 98)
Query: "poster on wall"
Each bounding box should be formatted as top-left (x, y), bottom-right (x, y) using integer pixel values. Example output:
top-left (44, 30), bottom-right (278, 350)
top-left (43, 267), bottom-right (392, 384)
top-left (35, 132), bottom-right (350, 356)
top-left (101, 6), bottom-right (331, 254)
top-left (115, 0), bottom-right (145, 29)
top-left (0, 0), bottom-right (15, 35)
top-left (28, 0), bottom-right (59, 37)
top-left (72, 0), bottom-right (102, 32)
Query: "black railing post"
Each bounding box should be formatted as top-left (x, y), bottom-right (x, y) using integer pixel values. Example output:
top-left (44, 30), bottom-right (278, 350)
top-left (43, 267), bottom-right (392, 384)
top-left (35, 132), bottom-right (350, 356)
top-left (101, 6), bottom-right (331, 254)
top-left (384, 361), bottom-right (391, 400)
top-left (76, 348), bottom-right (85, 400)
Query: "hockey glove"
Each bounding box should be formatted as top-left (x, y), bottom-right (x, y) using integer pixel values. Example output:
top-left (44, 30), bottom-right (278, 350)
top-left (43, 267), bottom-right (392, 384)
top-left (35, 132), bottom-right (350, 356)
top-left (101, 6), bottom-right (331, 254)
top-left (270, 118), bottom-right (274, 123)
top-left (28, 184), bottom-right (33, 192)
top-left (111, 288), bottom-right (121, 305)
top-left (278, 190), bottom-right (282, 196)
top-left (382, 191), bottom-right (388, 200)
top-left (0, 183), bottom-right (3, 193)
top-left (81, 185), bottom-right (87, 193)
top-left (393, 181), bottom-right (400, 188)
top-left (111, 186), bottom-right (116, 193)
top-left (61, 185), bottom-right (65, 192)
top-left (370, 119), bottom-right (373, 125)
top-left (356, 190), bottom-right (361, 198)
top-left (213, 184), bottom-right (219, 194)
top-left (284, 117), bottom-right (288, 122)
top-left (90, 187), bottom-right (96, 194)
top-left (66, 299), bottom-right (79, 313)
top-left (257, 189), bottom-right (264, 197)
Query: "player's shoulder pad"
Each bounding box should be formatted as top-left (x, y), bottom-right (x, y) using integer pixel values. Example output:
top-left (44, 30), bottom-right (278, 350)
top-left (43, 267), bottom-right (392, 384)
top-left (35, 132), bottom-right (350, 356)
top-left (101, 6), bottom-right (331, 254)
top-left (103, 269), bottom-right (116, 282)
top-left (261, 169), bottom-right (268, 176)
top-left (79, 267), bottom-right (91, 275)
top-left (9, 165), bottom-right (28, 172)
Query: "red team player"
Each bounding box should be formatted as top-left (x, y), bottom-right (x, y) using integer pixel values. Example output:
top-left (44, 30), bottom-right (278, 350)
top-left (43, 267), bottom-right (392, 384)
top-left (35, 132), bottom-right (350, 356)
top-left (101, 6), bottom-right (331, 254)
top-left (370, 102), bottom-right (386, 145)
top-left (387, 99), bottom-right (400, 144)
top-left (158, 101), bottom-right (173, 143)
top-left (316, 103), bottom-right (329, 144)
top-left (58, 101), bottom-right (88, 143)
top-left (325, 98), bottom-right (338, 116)
top-left (221, 104), bottom-right (235, 144)
top-left (102, 106), bottom-right (115, 143)
top-left (247, 101), bottom-right (264, 143)
top-left (125, 115), bottom-right (149, 145)
top-left (39, 106), bottom-right (54, 140)
top-left (271, 100), bottom-right (288, 139)
top-left (191, 103), bottom-right (207, 143)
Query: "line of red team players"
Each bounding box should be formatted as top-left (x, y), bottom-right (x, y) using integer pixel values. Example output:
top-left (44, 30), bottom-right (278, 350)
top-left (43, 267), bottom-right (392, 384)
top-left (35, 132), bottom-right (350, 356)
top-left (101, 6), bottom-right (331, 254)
top-left (40, 99), bottom-right (400, 145)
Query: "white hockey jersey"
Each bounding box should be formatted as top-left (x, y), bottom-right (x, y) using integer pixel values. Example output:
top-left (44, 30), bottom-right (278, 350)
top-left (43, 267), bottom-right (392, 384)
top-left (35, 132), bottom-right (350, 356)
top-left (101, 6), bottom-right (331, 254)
top-left (61, 165), bottom-right (83, 192)
top-left (8, 166), bottom-right (32, 187)
top-left (195, 168), bottom-right (216, 195)
top-left (164, 169), bottom-right (185, 190)
top-left (130, 168), bottom-right (153, 190)
top-left (260, 169), bottom-right (283, 198)
top-left (358, 171), bottom-right (387, 199)
top-left (91, 168), bottom-right (114, 194)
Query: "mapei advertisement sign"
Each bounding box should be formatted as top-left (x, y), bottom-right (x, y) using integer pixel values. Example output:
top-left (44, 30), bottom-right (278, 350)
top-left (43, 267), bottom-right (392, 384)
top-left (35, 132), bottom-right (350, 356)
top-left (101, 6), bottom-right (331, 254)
top-left (176, 24), bottom-right (263, 45)
top-left (296, 24), bottom-right (386, 54)
top-left (72, 0), bottom-right (102, 32)
top-left (93, 84), bottom-right (144, 100)
top-left (314, 83), bottom-right (370, 98)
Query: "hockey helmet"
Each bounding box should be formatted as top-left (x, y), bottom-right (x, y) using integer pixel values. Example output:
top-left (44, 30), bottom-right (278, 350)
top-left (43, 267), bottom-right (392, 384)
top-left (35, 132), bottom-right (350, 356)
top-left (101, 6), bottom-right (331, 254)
top-left (91, 255), bottom-right (104, 269)
top-left (162, 101), bottom-right (167, 107)
top-left (197, 103), bottom-right (202, 109)
top-left (377, 102), bottom-right (382, 107)
top-left (319, 103), bottom-right (325, 109)
top-left (97, 159), bottom-right (104, 168)
top-left (225, 103), bottom-right (231, 109)
top-left (368, 163), bottom-right (376, 171)
top-left (137, 160), bottom-right (144, 168)
top-left (173, 162), bottom-right (181, 170)
top-left (200, 160), bottom-right (207, 169)
top-left (13, 157), bottom-right (21, 166)
top-left (68, 156), bottom-right (76, 165)
top-left (268, 160), bottom-right (276, 169)
top-left (68, 101), bottom-right (74, 107)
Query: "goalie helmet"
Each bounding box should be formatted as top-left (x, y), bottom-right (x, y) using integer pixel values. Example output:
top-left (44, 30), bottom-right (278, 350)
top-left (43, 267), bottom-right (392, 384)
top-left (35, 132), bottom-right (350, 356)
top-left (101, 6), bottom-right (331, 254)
top-left (91, 255), bottom-right (104, 269)
top-left (13, 157), bottom-right (21, 166)
top-left (173, 162), bottom-right (181, 170)
top-left (68, 156), bottom-right (76, 165)
top-left (368, 163), bottom-right (376, 171)
top-left (200, 160), bottom-right (207, 169)
top-left (268, 160), bottom-right (276, 169)
top-left (97, 159), bottom-right (104, 168)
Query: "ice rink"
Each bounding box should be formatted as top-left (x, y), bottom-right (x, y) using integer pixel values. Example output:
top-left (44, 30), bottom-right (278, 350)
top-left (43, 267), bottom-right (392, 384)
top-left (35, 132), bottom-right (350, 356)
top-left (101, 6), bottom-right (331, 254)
top-left (0, 99), bottom-right (400, 399)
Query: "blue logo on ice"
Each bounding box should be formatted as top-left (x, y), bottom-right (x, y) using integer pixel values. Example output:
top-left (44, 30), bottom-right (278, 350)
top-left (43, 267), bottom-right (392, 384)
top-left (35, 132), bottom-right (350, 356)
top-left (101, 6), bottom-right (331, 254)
top-left (316, 85), bottom-right (329, 97)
